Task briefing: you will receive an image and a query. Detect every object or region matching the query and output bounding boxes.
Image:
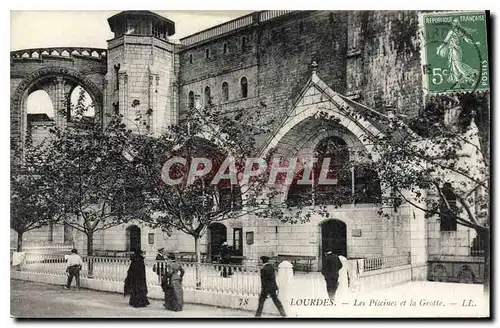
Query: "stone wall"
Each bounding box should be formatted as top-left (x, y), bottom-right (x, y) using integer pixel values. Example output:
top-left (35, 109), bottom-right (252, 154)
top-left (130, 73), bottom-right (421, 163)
top-left (179, 10), bottom-right (424, 148)
top-left (346, 11), bottom-right (422, 118)
top-left (427, 217), bottom-right (476, 257)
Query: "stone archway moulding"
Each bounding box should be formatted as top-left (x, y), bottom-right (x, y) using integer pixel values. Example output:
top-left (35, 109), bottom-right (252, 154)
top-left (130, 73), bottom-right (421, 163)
top-left (11, 66), bottom-right (103, 120)
top-left (263, 99), bottom-right (381, 162)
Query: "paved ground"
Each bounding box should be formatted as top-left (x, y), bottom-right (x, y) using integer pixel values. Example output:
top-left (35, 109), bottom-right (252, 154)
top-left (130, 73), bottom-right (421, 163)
top-left (10, 279), bottom-right (490, 318)
top-left (10, 280), bottom-right (256, 318)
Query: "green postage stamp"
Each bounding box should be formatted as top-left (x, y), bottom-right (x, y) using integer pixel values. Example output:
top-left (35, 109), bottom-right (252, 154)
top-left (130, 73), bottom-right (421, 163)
top-left (421, 11), bottom-right (490, 94)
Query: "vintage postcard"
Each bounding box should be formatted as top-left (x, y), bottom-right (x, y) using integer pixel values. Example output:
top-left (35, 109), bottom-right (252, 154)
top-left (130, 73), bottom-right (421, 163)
top-left (10, 9), bottom-right (490, 319)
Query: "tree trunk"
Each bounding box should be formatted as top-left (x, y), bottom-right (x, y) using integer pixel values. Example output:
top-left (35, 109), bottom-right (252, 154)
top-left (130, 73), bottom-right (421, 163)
top-left (194, 234), bottom-right (201, 289)
top-left (481, 229), bottom-right (489, 297)
top-left (17, 231), bottom-right (24, 252)
top-left (87, 230), bottom-right (94, 278)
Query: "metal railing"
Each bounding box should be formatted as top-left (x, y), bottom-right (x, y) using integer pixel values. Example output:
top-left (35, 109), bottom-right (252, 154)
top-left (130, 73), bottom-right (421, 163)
top-left (363, 253), bottom-right (411, 272)
top-left (18, 253), bottom-right (262, 296)
top-left (471, 236), bottom-right (485, 256)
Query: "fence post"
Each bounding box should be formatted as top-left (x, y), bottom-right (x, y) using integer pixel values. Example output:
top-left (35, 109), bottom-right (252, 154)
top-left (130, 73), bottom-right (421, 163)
top-left (277, 261), bottom-right (293, 317)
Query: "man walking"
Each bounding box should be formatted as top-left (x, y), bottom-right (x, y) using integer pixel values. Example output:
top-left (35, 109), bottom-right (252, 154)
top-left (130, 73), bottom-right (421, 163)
top-left (154, 247), bottom-right (166, 285)
top-left (64, 248), bottom-right (83, 290)
top-left (255, 256), bottom-right (286, 317)
top-left (321, 250), bottom-right (343, 300)
top-left (219, 241), bottom-right (232, 277)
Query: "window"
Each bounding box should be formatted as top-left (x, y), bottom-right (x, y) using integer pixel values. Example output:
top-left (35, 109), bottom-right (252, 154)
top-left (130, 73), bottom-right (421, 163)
top-left (223, 42), bottom-right (228, 55)
top-left (240, 77), bottom-right (248, 98)
top-left (233, 228), bottom-right (243, 255)
top-left (222, 82), bottom-right (229, 102)
top-left (439, 183), bottom-right (458, 232)
top-left (286, 136), bottom-right (381, 207)
top-left (205, 48), bottom-right (210, 59)
top-left (204, 86), bottom-right (211, 107)
top-left (153, 24), bottom-right (167, 40)
top-left (113, 101), bottom-right (119, 115)
top-left (241, 37), bottom-right (247, 51)
top-left (189, 53), bottom-right (193, 64)
top-left (114, 64), bottom-right (120, 90)
top-left (148, 233), bottom-right (155, 245)
top-left (188, 91), bottom-right (195, 109)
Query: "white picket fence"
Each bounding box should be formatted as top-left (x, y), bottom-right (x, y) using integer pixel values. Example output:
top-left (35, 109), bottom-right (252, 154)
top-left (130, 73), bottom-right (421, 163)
top-left (19, 252), bottom-right (262, 296)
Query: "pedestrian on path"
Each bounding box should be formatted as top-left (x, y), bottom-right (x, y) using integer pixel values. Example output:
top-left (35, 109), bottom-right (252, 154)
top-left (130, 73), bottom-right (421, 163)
top-left (124, 248), bottom-right (150, 308)
top-left (219, 241), bottom-right (232, 278)
top-left (255, 256), bottom-right (286, 317)
top-left (162, 253), bottom-right (185, 312)
top-left (64, 248), bottom-right (83, 290)
top-left (153, 247), bottom-right (166, 285)
top-left (321, 250), bottom-right (343, 300)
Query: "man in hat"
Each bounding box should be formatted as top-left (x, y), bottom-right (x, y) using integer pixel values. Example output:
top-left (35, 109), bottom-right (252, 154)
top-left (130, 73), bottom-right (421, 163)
top-left (219, 241), bottom-right (232, 277)
top-left (255, 255), bottom-right (286, 317)
top-left (321, 250), bottom-right (343, 300)
top-left (154, 247), bottom-right (166, 285)
top-left (64, 248), bottom-right (83, 290)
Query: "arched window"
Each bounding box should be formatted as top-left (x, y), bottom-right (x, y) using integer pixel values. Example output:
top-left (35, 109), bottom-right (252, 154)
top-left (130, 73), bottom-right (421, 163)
top-left (222, 82), bottom-right (229, 102)
top-left (69, 85), bottom-right (95, 122)
top-left (188, 91), bottom-right (195, 109)
top-left (241, 37), bottom-right (247, 51)
top-left (204, 86), bottom-right (211, 107)
top-left (313, 136), bottom-right (352, 205)
top-left (286, 136), bottom-right (381, 207)
top-left (240, 77), bottom-right (248, 98)
top-left (223, 42), bottom-right (228, 55)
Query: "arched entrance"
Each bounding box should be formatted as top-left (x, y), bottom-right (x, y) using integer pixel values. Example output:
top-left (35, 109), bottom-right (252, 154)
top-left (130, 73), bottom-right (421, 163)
top-left (208, 223), bottom-right (227, 262)
top-left (126, 225), bottom-right (141, 252)
top-left (320, 219), bottom-right (347, 267)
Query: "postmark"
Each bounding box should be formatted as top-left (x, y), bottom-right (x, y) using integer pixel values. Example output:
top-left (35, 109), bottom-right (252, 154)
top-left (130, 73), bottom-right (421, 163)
top-left (420, 11), bottom-right (489, 94)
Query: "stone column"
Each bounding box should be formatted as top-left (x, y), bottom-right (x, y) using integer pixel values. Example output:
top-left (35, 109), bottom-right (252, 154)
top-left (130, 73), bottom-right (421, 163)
top-left (118, 71), bottom-right (128, 126)
top-left (45, 77), bottom-right (72, 130)
top-left (277, 261), bottom-right (294, 317)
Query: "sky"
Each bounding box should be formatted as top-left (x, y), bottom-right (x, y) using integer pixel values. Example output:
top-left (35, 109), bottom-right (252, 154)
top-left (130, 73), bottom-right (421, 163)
top-left (10, 10), bottom-right (253, 51)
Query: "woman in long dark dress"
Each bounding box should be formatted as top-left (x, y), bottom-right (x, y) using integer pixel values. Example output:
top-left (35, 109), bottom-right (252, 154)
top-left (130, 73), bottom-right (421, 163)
top-left (162, 253), bottom-right (185, 311)
top-left (124, 249), bottom-right (150, 308)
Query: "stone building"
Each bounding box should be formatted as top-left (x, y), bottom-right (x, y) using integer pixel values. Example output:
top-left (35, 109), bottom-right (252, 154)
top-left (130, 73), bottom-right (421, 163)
top-left (10, 10), bottom-right (487, 283)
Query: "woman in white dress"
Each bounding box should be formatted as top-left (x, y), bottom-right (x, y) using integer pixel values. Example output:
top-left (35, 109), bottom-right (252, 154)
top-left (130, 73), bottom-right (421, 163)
top-left (335, 255), bottom-right (350, 301)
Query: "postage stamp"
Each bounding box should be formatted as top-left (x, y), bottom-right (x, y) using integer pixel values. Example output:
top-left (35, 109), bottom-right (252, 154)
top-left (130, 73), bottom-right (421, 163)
top-left (421, 11), bottom-right (490, 94)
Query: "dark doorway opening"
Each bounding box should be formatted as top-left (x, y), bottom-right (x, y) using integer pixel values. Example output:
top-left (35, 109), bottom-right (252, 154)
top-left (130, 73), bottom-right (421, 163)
top-left (321, 219), bottom-right (347, 268)
top-left (208, 223), bottom-right (227, 262)
top-left (126, 225), bottom-right (141, 252)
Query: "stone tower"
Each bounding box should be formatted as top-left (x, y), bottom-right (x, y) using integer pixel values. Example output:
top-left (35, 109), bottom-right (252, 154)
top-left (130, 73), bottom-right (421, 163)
top-left (105, 11), bottom-right (179, 135)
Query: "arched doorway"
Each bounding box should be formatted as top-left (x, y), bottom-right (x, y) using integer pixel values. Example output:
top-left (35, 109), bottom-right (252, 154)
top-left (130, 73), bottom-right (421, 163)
top-left (126, 225), bottom-right (141, 252)
top-left (208, 223), bottom-right (227, 262)
top-left (320, 219), bottom-right (347, 268)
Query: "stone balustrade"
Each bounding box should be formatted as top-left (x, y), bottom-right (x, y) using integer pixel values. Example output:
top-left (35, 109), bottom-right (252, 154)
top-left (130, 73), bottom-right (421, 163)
top-left (180, 11), bottom-right (295, 47)
top-left (11, 47), bottom-right (107, 60)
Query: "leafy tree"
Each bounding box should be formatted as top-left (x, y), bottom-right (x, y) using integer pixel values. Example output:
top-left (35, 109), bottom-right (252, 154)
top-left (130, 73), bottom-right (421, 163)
top-left (125, 98), bottom-right (309, 287)
top-left (348, 92), bottom-right (490, 293)
top-left (42, 116), bottom-right (143, 260)
top-left (10, 139), bottom-right (57, 252)
top-left (40, 91), bottom-right (145, 276)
